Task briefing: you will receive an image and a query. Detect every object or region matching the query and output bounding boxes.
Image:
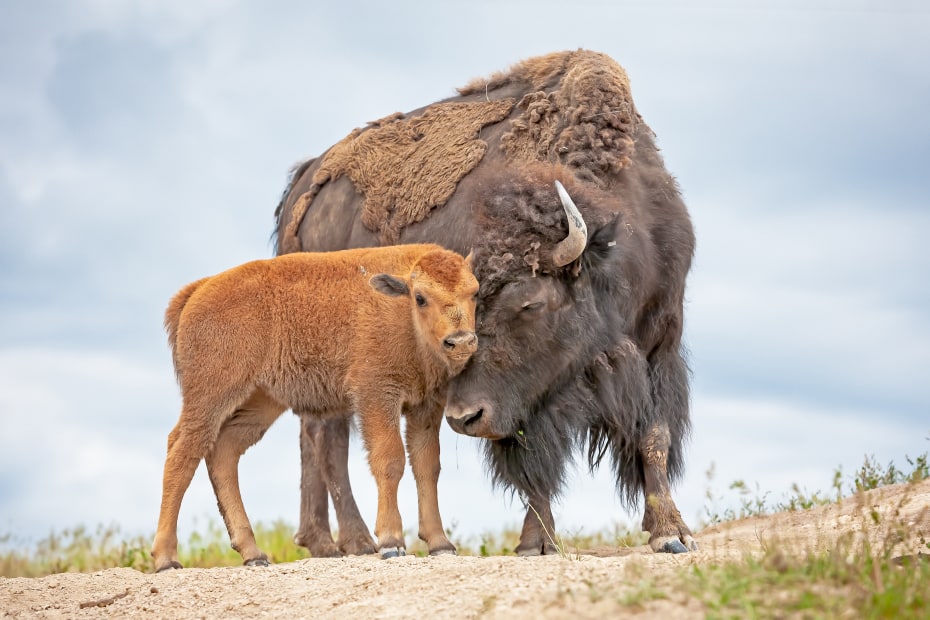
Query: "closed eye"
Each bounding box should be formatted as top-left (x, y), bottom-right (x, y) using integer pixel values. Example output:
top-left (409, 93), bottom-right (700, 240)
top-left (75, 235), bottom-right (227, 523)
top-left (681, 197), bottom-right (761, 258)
top-left (521, 301), bottom-right (544, 313)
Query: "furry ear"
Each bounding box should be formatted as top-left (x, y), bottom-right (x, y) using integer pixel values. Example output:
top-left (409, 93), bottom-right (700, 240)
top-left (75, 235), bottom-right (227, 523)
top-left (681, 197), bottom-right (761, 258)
top-left (369, 274), bottom-right (409, 297)
top-left (580, 215), bottom-right (622, 273)
top-left (464, 250), bottom-right (475, 269)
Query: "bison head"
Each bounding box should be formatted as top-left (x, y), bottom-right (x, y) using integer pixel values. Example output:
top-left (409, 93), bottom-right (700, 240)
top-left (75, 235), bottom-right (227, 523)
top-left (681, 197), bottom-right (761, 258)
top-left (370, 248), bottom-right (479, 374)
top-left (445, 178), bottom-right (631, 440)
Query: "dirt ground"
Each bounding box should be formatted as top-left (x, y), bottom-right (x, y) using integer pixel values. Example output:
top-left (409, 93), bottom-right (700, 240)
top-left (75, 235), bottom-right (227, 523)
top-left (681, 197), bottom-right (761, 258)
top-left (2, 479), bottom-right (928, 619)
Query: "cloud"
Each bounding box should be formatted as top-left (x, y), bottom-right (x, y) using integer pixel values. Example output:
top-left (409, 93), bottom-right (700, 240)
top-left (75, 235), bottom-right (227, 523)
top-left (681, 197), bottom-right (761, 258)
top-left (686, 194), bottom-right (930, 424)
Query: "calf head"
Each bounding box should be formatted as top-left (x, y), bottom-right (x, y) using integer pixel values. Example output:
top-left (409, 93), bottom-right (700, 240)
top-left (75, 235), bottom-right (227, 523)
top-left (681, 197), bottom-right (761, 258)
top-left (370, 249), bottom-right (479, 374)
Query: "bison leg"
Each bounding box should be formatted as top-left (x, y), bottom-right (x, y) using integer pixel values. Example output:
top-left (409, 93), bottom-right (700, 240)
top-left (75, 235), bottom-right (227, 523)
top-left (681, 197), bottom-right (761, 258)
top-left (404, 404), bottom-right (456, 555)
top-left (358, 401), bottom-right (407, 558)
top-left (152, 423), bottom-right (203, 572)
top-left (640, 422), bottom-right (697, 553)
top-left (294, 415), bottom-right (340, 557)
top-left (514, 497), bottom-right (560, 556)
top-left (295, 414), bottom-right (375, 556)
top-left (205, 390), bottom-right (286, 566)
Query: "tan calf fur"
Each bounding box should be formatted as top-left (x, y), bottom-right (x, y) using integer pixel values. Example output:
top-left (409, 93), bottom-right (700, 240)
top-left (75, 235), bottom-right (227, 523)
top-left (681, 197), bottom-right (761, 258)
top-left (152, 244), bottom-right (478, 571)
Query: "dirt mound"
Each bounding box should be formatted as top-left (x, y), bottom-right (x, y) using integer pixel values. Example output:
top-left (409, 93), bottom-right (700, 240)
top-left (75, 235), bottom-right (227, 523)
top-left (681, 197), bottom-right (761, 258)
top-left (2, 479), bottom-right (927, 619)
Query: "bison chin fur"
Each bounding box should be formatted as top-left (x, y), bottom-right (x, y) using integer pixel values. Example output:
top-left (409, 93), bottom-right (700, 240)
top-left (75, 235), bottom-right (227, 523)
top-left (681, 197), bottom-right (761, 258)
top-left (484, 336), bottom-right (691, 510)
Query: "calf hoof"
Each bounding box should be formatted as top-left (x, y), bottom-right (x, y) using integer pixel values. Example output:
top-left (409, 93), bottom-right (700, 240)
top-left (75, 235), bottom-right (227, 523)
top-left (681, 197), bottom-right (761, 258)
top-left (379, 547), bottom-right (406, 559)
top-left (427, 539), bottom-right (457, 557)
top-left (155, 560), bottom-right (183, 573)
top-left (245, 558), bottom-right (270, 567)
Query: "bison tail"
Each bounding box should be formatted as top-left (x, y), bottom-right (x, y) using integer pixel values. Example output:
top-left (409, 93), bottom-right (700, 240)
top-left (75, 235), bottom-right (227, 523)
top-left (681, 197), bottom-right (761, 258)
top-left (164, 278), bottom-right (209, 378)
top-left (271, 156), bottom-right (317, 254)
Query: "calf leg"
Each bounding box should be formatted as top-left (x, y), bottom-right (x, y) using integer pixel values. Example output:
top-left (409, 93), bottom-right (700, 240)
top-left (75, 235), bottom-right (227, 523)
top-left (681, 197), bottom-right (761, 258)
top-left (640, 422), bottom-right (697, 553)
top-left (205, 390), bottom-right (286, 566)
top-left (515, 496), bottom-right (560, 556)
top-left (296, 415), bottom-right (375, 556)
top-left (152, 423), bottom-right (203, 572)
top-left (358, 402), bottom-right (406, 558)
top-left (405, 404), bottom-right (455, 555)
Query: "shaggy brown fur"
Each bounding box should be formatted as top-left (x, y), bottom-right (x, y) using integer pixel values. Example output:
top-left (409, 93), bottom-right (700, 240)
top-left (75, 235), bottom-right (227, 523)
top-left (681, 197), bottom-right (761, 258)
top-left (277, 51), bottom-right (635, 255)
top-left (151, 244), bottom-right (479, 571)
top-left (460, 50), bottom-right (638, 187)
top-left (283, 100), bottom-right (514, 248)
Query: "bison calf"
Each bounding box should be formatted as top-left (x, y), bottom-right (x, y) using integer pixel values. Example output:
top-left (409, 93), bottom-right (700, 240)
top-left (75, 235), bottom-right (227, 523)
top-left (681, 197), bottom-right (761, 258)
top-left (151, 244), bottom-right (478, 571)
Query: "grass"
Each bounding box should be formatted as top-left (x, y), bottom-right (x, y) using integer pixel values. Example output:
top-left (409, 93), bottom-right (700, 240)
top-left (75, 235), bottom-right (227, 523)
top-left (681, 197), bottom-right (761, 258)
top-left (0, 519), bottom-right (312, 577)
top-left (682, 546), bottom-right (930, 619)
top-left (2, 439), bottom-right (928, 618)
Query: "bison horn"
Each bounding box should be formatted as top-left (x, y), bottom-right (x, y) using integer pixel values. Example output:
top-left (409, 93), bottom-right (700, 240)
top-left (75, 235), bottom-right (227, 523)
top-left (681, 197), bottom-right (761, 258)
top-left (552, 180), bottom-right (588, 267)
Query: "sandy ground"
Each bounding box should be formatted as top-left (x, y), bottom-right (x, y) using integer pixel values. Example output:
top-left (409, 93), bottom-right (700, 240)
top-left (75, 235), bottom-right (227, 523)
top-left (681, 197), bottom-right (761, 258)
top-left (2, 479), bottom-right (928, 619)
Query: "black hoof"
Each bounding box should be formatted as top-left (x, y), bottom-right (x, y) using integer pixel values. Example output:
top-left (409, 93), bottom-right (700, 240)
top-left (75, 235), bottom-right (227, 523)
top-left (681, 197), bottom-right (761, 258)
top-left (380, 547), bottom-right (406, 559)
top-left (661, 540), bottom-right (690, 554)
top-left (245, 558), bottom-right (270, 567)
top-left (429, 548), bottom-right (457, 557)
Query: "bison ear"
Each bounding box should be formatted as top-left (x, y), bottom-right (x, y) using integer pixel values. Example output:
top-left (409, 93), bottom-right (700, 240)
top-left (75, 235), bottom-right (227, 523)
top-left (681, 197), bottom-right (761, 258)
top-left (370, 274), bottom-right (410, 297)
top-left (581, 215), bottom-right (622, 271)
top-left (464, 250), bottom-right (475, 269)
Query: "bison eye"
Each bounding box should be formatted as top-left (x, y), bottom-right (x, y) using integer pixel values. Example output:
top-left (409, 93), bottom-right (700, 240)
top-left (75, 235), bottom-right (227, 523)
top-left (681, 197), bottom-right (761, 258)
top-left (415, 293), bottom-right (427, 307)
top-left (521, 301), bottom-right (544, 313)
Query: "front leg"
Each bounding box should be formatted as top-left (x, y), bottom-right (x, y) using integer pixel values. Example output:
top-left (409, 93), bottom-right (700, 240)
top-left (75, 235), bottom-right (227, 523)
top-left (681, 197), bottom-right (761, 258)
top-left (404, 400), bottom-right (456, 555)
top-left (296, 414), bottom-right (377, 556)
top-left (294, 414), bottom-right (341, 558)
top-left (357, 398), bottom-right (407, 558)
top-left (515, 495), bottom-right (560, 556)
top-left (640, 423), bottom-right (698, 553)
top-left (319, 416), bottom-right (377, 556)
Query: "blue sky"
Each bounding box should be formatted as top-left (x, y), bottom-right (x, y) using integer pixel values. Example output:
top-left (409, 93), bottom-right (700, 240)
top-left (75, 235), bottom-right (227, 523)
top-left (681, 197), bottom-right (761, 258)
top-left (2, 1), bottom-right (928, 550)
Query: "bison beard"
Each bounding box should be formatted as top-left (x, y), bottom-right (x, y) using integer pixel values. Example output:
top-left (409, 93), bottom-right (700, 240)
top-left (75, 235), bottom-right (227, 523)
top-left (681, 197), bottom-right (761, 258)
top-left (274, 49), bottom-right (697, 556)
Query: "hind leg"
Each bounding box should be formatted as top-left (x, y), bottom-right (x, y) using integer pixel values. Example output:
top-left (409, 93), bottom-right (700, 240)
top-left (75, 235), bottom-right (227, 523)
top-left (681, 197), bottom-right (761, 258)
top-left (206, 389), bottom-right (286, 566)
top-left (152, 422), bottom-right (204, 572)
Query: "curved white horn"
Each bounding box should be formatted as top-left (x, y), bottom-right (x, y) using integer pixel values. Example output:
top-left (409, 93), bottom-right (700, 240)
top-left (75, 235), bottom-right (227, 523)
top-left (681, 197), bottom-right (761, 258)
top-left (552, 180), bottom-right (588, 267)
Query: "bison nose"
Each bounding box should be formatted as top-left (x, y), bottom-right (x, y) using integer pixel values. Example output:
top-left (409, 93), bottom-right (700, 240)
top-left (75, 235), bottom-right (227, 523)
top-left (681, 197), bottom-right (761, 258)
top-left (443, 331), bottom-right (477, 354)
top-left (445, 400), bottom-right (491, 437)
top-left (445, 408), bottom-right (483, 436)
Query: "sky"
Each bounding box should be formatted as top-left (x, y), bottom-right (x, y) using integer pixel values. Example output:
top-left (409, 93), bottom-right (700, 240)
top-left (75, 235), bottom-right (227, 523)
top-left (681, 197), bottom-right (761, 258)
top-left (1, 1), bottom-right (928, 552)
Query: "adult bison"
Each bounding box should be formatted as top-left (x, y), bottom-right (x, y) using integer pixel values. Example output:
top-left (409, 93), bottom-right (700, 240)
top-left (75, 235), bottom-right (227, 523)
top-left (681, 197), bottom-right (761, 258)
top-left (274, 49), bottom-right (697, 556)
